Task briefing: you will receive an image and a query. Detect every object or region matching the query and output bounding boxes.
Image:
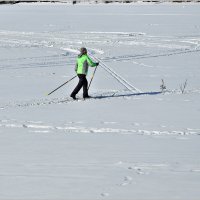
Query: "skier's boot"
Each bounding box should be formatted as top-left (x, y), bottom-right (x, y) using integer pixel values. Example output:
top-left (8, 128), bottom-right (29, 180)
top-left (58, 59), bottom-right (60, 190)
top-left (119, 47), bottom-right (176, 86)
top-left (83, 95), bottom-right (91, 99)
top-left (70, 94), bottom-right (77, 100)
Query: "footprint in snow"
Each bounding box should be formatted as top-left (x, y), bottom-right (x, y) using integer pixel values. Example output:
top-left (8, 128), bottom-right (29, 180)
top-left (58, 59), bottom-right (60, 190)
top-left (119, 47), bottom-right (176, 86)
top-left (22, 124), bottom-right (28, 128)
top-left (120, 176), bottom-right (133, 186)
top-left (135, 168), bottom-right (146, 175)
top-left (128, 166), bottom-right (148, 175)
top-left (101, 192), bottom-right (109, 197)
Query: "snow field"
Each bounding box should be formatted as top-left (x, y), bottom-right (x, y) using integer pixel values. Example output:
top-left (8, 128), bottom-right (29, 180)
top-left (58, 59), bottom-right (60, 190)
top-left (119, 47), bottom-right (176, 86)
top-left (0, 3), bottom-right (200, 200)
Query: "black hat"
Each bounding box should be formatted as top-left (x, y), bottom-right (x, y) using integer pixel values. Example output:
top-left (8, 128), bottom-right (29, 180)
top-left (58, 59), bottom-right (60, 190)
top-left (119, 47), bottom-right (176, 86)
top-left (80, 47), bottom-right (87, 55)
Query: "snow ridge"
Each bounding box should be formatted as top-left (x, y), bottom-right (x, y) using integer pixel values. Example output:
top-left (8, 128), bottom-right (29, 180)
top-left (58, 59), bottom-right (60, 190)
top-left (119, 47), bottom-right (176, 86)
top-left (0, 119), bottom-right (200, 136)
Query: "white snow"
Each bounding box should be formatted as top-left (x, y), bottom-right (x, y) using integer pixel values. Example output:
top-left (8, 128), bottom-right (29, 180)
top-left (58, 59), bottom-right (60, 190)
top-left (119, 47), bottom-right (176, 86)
top-left (0, 3), bottom-right (200, 200)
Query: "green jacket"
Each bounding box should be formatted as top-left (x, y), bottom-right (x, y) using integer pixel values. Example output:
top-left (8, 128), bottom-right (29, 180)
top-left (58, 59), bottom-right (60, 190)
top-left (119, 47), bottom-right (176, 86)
top-left (75, 54), bottom-right (97, 75)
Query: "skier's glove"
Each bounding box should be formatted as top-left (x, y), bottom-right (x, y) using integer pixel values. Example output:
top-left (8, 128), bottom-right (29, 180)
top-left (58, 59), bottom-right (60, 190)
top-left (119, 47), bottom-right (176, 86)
top-left (96, 62), bottom-right (99, 66)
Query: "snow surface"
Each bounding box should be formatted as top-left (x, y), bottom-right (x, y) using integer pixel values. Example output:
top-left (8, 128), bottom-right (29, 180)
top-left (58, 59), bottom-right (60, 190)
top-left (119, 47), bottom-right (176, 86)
top-left (0, 3), bottom-right (200, 200)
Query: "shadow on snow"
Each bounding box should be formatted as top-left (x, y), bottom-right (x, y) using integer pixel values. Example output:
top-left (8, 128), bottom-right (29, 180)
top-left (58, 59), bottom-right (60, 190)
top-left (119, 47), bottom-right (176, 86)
top-left (93, 91), bottom-right (162, 99)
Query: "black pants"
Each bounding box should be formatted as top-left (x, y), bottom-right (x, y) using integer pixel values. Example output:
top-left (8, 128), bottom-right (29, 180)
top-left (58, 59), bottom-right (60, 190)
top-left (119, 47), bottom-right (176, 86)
top-left (71, 74), bottom-right (88, 97)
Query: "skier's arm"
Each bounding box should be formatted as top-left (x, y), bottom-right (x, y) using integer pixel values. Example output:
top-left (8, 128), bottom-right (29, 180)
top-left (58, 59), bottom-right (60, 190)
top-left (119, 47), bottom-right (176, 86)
top-left (87, 56), bottom-right (98, 67)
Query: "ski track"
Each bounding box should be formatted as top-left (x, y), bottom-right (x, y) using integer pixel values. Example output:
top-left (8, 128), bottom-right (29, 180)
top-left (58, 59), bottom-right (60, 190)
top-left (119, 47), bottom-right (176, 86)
top-left (0, 90), bottom-right (146, 109)
top-left (0, 30), bottom-right (200, 71)
top-left (1, 88), bottom-right (200, 111)
top-left (0, 119), bottom-right (199, 136)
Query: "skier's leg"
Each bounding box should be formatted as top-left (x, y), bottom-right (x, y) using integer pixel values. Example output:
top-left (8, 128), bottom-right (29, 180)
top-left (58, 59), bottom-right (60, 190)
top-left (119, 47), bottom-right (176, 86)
top-left (83, 75), bottom-right (89, 98)
top-left (71, 75), bottom-right (84, 98)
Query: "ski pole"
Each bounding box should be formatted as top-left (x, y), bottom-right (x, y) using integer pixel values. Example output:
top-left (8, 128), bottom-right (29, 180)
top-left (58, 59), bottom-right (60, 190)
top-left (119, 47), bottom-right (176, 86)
top-left (88, 64), bottom-right (98, 91)
top-left (47, 75), bottom-right (77, 96)
top-left (89, 54), bottom-right (142, 93)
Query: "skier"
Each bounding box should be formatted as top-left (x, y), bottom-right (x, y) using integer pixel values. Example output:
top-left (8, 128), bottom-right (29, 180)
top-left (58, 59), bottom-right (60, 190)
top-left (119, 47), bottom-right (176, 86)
top-left (70, 47), bottom-right (99, 100)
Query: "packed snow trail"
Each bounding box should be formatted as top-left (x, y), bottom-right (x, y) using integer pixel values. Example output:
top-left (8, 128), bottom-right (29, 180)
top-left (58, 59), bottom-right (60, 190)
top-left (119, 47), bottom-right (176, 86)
top-left (0, 90), bottom-right (162, 109)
